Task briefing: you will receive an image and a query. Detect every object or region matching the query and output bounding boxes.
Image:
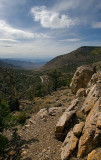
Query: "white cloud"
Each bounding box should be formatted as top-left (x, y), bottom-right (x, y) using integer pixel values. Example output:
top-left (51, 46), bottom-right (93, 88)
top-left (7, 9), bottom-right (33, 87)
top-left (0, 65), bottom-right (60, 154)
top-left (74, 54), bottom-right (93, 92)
top-left (61, 38), bottom-right (81, 42)
top-left (92, 22), bottom-right (101, 28)
top-left (0, 20), bottom-right (50, 40)
top-left (31, 6), bottom-right (79, 29)
top-left (0, 39), bottom-right (18, 43)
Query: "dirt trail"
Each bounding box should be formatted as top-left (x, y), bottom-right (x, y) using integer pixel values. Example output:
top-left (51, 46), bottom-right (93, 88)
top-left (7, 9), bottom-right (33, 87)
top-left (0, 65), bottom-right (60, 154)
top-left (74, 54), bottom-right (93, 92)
top-left (1, 89), bottom-right (76, 160)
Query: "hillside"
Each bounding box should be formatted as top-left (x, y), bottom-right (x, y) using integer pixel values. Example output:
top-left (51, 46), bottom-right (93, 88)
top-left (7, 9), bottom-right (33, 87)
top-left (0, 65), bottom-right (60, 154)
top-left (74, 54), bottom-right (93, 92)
top-left (2, 65), bottom-right (101, 160)
top-left (42, 46), bottom-right (101, 71)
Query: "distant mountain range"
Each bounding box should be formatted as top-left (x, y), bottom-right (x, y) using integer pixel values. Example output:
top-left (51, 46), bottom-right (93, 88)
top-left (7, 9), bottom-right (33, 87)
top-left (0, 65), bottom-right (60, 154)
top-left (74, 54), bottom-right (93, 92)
top-left (0, 58), bottom-right (51, 70)
top-left (1, 46), bottom-right (101, 71)
top-left (42, 46), bottom-right (101, 71)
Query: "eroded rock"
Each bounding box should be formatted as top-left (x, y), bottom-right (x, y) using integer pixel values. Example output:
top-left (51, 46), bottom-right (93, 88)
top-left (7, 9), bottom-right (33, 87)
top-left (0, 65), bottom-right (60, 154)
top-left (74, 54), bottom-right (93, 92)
top-left (70, 65), bottom-right (95, 94)
top-left (73, 122), bottom-right (84, 137)
top-left (88, 71), bottom-right (101, 88)
top-left (87, 148), bottom-right (101, 160)
top-left (48, 107), bottom-right (66, 116)
top-left (36, 108), bottom-right (48, 119)
top-left (77, 98), bottom-right (101, 158)
top-left (61, 130), bottom-right (78, 160)
top-left (55, 99), bottom-right (79, 139)
top-left (81, 83), bottom-right (101, 114)
top-left (76, 88), bottom-right (86, 98)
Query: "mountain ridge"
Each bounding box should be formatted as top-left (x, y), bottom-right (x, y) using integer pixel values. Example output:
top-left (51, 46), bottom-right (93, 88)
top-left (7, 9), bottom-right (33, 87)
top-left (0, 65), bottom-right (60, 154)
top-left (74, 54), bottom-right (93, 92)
top-left (42, 46), bottom-right (101, 70)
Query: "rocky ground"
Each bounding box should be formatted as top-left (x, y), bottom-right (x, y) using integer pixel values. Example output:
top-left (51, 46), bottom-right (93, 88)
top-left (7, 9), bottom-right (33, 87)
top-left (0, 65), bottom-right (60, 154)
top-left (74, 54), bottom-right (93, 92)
top-left (1, 88), bottom-right (78, 160)
top-left (1, 65), bottom-right (101, 160)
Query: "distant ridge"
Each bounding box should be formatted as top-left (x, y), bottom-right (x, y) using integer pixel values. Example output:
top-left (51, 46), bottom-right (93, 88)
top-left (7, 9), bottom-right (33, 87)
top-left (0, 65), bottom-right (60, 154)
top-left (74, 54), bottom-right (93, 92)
top-left (42, 46), bottom-right (101, 70)
top-left (0, 59), bottom-right (48, 70)
top-left (0, 60), bottom-right (14, 69)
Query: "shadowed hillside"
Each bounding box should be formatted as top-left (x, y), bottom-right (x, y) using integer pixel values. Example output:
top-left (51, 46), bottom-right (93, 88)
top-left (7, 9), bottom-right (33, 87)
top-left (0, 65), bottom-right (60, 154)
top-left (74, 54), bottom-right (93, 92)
top-left (42, 46), bottom-right (101, 71)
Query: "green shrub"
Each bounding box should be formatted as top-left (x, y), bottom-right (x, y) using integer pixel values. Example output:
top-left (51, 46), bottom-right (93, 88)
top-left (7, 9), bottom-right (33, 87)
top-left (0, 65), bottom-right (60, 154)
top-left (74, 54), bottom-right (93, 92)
top-left (0, 99), bottom-right (17, 154)
top-left (0, 99), bottom-right (10, 132)
top-left (0, 135), bottom-right (8, 155)
top-left (15, 111), bottom-right (27, 124)
top-left (12, 128), bottom-right (18, 140)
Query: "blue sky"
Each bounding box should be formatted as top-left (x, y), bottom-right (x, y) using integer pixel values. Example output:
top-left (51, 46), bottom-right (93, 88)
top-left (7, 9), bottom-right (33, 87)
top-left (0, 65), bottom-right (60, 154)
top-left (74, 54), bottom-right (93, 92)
top-left (0, 0), bottom-right (101, 59)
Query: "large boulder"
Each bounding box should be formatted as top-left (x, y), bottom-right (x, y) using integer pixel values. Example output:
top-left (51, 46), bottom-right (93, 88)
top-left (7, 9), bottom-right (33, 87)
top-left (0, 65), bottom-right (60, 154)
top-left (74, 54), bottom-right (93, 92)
top-left (61, 130), bottom-right (78, 160)
top-left (55, 98), bottom-right (79, 139)
top-left (70, 65), bottom-right (95, 94)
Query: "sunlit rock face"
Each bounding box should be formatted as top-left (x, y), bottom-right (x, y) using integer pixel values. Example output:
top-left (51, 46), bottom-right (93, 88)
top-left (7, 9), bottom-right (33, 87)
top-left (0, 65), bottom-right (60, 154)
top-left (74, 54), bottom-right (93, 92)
top-left (70, 65), bottom-right (95, 94)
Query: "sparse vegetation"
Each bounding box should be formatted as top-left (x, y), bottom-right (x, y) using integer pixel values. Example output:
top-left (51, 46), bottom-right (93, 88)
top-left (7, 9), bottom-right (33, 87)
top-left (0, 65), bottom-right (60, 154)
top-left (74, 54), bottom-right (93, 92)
top-left (15, 111), bottom-right (27, 124)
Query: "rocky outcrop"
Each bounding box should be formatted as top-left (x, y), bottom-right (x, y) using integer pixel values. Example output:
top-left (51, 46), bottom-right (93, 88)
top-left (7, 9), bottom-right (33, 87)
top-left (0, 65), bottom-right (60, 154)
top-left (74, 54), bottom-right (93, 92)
top-left (55, 98), bottom-right (79, 139)
top-left (70, 65), bottom-right (95, 94)
top-left (61, 130), bottom-right (78, 160)
top-left (81, 82), bottom-right (101, 115)
top-left (76, 88), bottom-right (86, 98)
top-left (55, 66), bottom-right (101, 160)
top-left (88, 71), bottom-right (101, 87)
top-left (87, 148), bottom-right (101, 160)
top-left (77, 98), bottom-right (101, 157)
top-left (61, 122), bottom-right (84, 160)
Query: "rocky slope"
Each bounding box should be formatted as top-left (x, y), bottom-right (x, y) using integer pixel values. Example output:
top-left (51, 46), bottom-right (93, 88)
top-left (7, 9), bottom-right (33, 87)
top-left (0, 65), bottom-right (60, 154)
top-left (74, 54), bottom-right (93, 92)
top-left (1, 64), bottom-right (101, 160)
top-left (55, 65), bottom-right (101, 160)
top-left (1, 89), bottom-right (75, 160)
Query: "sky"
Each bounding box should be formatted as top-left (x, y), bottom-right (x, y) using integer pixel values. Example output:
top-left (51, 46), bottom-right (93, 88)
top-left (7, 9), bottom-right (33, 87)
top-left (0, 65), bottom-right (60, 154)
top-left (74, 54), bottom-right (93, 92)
top-left (0, 0), bottom-right (101, 59)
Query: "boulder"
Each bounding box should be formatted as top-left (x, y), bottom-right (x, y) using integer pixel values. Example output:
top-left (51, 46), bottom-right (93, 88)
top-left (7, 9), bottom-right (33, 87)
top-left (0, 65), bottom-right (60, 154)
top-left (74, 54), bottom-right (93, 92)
top-left (61, 130), bottom-right (78, 160)
top-left (77, 98), bottom-right (101, 158)
top-left (48, 107), bottom-right (66, 116)
top-left (55, 99), bottom-right (79, 139)
top-left (36, 108), bottom-right (48, 119)
top-left (73, 122), bottom-right (84, 137)
top-left (70, 65), bottom-right (95, 94)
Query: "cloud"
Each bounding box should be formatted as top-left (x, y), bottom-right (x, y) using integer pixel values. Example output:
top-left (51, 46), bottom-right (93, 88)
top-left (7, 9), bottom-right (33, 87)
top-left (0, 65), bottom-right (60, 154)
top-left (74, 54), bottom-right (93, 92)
top-left (0, 39), bottom-right (18, 43)
top-left (61, 38), bottom-right (81, 42)
top-left (31, 6), bottom-right (79, 29)
top-left (53, 0), bottom-right (80, 12)
top-left (92, 22), bottom-right (101, 28)
top-left (0, 20), bottom-right (50, 40)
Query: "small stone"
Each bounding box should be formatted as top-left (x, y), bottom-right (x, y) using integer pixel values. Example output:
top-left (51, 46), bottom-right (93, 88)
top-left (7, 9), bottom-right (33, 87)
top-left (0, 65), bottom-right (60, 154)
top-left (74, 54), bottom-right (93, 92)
top-left (42, 149), bottom-right (47, 153)
top-left (9, 151), bottom-right (16, 156)
top-left (21, 151), bottom-right (27, 156)
top-left (25, 125), bottom-right (30, 128)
